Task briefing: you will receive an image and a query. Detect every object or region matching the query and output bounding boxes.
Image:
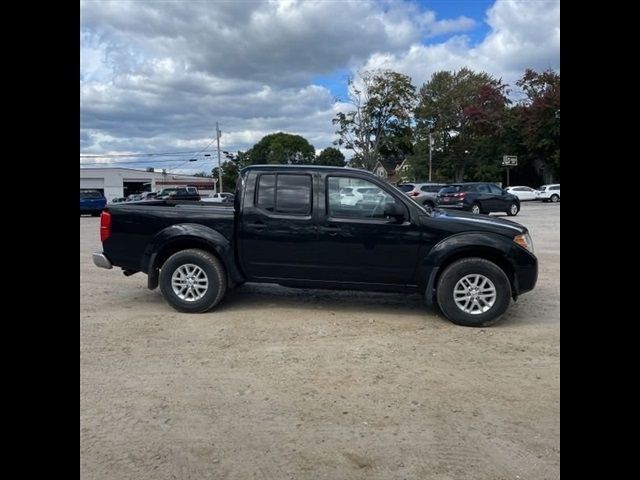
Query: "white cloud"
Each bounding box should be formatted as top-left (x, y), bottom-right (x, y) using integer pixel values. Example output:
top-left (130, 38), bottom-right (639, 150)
top-left (80, 0), bottom-right (559, 172)
top-left (360, 0), bottom-right (560, 89)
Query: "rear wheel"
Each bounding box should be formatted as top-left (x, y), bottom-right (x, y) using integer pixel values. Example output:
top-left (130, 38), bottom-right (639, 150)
top-left (550, 194), bottom-right (559, 203)
top-left (470, 203), bottom-right (481, 215)
top-left (506, 202), bottom-right (519, 216)
top-left (159, 249), bottom-right (227, 313)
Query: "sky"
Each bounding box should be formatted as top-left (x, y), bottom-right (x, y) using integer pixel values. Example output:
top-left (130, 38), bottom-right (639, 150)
top-left (80, 0), bottom-right (560, 174)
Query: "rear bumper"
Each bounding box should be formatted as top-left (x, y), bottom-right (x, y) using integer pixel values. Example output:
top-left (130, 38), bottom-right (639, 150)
top-left (437, 203), bottom-right (465, 209)
top-left (92, 252), bottom-right (113, 269)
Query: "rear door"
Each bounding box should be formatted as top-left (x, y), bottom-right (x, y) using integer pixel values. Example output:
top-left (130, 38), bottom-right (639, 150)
top-left (238, 172), bottom-right (319, 280)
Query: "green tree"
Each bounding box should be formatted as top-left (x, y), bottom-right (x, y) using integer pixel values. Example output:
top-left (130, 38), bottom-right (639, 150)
top-left (243, 132), bottom-right (316, 165)
top-left (315, 147), bottom-right (345, 166)
top-left (411, 68), bottom-right (508, 181)
top-left (212, 160), bottom-right (240, 191)
top-left (333, 69), bottom-right (416, 171)
top-left (193, 171), bottom-right (210, 177)
top-left (516, 69), bottom-right (560, 181)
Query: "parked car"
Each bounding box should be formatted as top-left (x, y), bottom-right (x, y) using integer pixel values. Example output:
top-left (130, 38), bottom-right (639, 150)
top-left (125, 194), bottom-right (143, 202)
top-left (537, 184), bottom-right (560, 203)
top-left (93, 165), bottom-right (538, 327)
top-left (111, 197), bottom-right (126, 203)
top-left (202, 192), bottom-right (234, 203)
top-left (437, 183), bottom-right (520, 216)
top-left (156, 186), bottom-right (201, 201)
top-left (80, 189), bottom-right (106, 216)
top-left (339, 186), bottom-right (382, 206)
top-left (139, 191), bottom-right (159, 200)
top-left (400, 183), bottom-right (448, 208)
top-left (505, 186), bottom-right (540, 201)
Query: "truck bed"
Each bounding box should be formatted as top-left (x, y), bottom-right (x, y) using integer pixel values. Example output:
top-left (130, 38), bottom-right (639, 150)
top-left (103, 201), bottom-right (235, 273)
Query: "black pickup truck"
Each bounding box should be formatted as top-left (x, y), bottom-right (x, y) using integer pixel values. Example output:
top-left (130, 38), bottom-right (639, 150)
top-left (93, 165), bottom-right (537, 327)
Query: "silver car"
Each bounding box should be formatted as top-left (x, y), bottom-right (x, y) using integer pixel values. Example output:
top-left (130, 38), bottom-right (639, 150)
top-left (398, 183), bottom-right (447, 208)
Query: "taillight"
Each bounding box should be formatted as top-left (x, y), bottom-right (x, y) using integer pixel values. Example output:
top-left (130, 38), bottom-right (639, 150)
top-left (409, 191), bottom-right (420, 197)
top-left (100, 210), bottom-right (112, 242)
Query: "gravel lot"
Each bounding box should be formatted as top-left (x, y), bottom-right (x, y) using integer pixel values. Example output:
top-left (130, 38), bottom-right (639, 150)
top-left (81, 202), bottom-right (559, 480)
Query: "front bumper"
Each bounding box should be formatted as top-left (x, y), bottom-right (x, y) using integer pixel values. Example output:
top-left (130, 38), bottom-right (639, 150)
top-left (92, 252), bottom-right (113, 269)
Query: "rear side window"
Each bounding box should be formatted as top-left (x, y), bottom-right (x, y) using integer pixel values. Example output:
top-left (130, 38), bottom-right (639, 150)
top-left (257, 174), bottom-right (312, 215)
top-left (397, 184), bottom-right (415, 192)
top-left (550, 186), bottom-right (560, 191)
top-left (420, 185), bottom-right (441, 193)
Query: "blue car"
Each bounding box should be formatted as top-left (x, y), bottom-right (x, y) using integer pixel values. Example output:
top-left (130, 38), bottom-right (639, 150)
top-left (80, 190), bottom-right (107, 216)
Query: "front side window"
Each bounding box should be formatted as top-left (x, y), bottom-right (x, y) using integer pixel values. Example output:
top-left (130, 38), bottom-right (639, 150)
top-left (327, 176), bottom-right (404, 220)
top-left (257, 174), bottom-right (311, 215)
top-left (477, 184), bottom-right (491, 193)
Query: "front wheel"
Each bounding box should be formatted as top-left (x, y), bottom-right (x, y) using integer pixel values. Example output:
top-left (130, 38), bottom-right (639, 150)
top-left (159, 249), bottom-right (227, 313)
top-left (506, 202), bottom-right (519, 216)
top-left (436, 257), bottom-right (512, 327)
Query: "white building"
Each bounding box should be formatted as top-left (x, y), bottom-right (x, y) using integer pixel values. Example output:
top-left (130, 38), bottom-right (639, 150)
top-left (80, 168), bottom-right (217, 202)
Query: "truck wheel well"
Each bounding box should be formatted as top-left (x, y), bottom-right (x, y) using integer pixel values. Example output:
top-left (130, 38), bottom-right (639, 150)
top-left (155, 239), bottom-right (223, 272)
top-left (432, 249), bottom-right (515, 298)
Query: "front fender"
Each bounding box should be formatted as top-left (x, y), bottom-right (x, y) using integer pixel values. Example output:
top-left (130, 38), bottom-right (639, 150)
top-left (421, 232), bottom-right (514, 305)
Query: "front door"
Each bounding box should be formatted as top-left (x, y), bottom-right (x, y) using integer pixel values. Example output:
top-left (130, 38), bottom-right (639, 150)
top-left (316, 174), bottom-right (421, 285)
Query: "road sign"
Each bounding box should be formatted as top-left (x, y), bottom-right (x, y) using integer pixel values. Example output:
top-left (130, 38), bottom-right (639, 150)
top-left (502, 155), bottom-right (518, 166)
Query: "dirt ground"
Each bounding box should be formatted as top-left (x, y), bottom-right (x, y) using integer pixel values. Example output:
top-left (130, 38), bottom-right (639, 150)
top-left (80, 202), bottom-right (559, 480)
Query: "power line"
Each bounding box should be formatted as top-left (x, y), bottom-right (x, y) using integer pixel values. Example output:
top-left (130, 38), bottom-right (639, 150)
top-left (80, 158), bottom-right (197, 167)
top-left (79, 149), bottom-right (215, 158)
top-left (167, 137), bottom-right (218, 173)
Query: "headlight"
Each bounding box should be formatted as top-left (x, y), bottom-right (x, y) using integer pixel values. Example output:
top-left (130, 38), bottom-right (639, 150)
top-left (513, 233), bottom-right (534, 253)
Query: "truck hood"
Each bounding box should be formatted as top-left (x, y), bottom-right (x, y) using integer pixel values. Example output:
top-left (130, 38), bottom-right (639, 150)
top-left (429, 208), bottom-right (527, 236)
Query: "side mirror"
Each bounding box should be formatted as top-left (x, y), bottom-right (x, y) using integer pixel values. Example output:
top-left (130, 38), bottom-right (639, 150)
top-left (384, 202), bottom-right (406, 222)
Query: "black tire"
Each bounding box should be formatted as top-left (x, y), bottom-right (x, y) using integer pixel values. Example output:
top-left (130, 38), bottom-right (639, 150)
top-left (423, 200), bottom-right (435, 209)
top-left (506, 202), bottom-right (519, 216)
top-left (436, 257), bottom-right (512, 327)
top-left (470, 203), bottom-right (481, 215)
top-left (550, 194), bottom-right (559, 203)
top-left (159, 249), bottom-right (227, 313)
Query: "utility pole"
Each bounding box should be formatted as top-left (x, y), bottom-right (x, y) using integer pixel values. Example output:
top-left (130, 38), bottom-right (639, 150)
top-left (428, 132), bottom-right (433, 182)
top-left (216, 122), bottom-right (223, 194)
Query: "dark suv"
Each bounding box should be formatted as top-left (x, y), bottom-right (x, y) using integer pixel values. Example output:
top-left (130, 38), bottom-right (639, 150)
top-left (156, 186), bottom-right (201, 201)
top-left (437, 183), bottom-right (520, 216)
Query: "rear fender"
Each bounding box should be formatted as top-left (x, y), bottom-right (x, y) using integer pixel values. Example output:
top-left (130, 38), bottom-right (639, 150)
top-left (142, 223), bottom-right (243, 287)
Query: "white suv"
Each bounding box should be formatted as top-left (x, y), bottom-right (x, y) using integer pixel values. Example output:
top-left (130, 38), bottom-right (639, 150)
top-left (538, 184), bottom-right (560, 203)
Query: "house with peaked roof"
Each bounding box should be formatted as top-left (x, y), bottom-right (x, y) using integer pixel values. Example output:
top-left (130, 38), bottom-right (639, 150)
top-left (372, 158), bottom-right (411, 184)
